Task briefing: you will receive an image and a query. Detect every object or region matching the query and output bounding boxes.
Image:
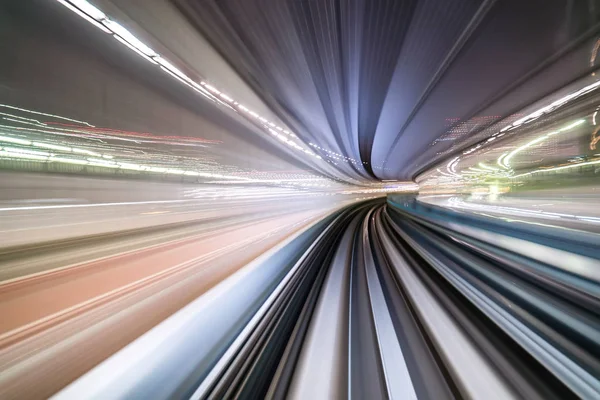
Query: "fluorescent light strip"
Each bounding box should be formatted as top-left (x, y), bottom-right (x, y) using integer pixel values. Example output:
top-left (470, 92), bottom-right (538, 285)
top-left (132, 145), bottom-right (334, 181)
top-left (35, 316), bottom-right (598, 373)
top-left (56, 0), bottom-right (111, 33)
top-left (113, 35), bottom-right (157, 64)
top-left (159, 66), bottom-right (193, 88)
top-left (102, 20), bottom-right (156, 57)
top-left (155, 57), bottom-right (189, 81)
top-left (220, 93), bottom-right (233, 102)
top-left (69, 0), bottom-right (106, 20)
top-left (57, 1), bottom-right (327, 166)
top-left (191, 83), bottom-right (217, 101)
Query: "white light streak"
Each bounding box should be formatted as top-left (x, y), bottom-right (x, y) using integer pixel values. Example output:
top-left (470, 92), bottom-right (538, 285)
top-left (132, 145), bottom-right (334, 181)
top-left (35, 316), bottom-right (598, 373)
top-left (497, 152), bottom-right (508, 169)
top-left (0, 150), bottom-right (48, 161)
top-left (504, 119), bottom-right (585, 168)
top-left (154, 57), bottom-right (188, 81)
top-left (50, 156), bottom-right (89, 165)
top-left (510, 159), bottom-right (600, 178)
top-left (0, 113), bottom-right (46, 126)
top-left (3, 147), bottom-right (51, 157)
top-left (558, 119), bottom-right (585, 132)
top-left (54, 0), bottom-right (328, 166)
top-left (113, 35), bottom-right (157, 64)
top-left (56, 0), bottom-right (111, 33)
top-left (0, 135), bottom-right (32, 145)
top-left (72, 148), bottom-right (101, 157)
top-left (68, 0), bottom-right (106, 20)
top-left (103, 20), bottom-right (156, 57)
top-left (33, 142), bottom-right (72, 152)
top-left (0, 104), bottom-right (94, 127)
top-left (478, 162), bottom-right (499, 172)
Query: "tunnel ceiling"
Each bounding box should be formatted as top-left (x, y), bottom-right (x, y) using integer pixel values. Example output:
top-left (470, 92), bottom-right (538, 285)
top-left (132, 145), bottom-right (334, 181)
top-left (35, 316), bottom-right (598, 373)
top-left (174, 0), bottom-right (600, 181)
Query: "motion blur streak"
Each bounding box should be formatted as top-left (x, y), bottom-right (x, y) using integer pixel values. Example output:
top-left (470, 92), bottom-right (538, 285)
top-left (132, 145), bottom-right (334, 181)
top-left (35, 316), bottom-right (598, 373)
top-left (54, 198), bottom-right (600, 400)
top-left (2, 0), bottom-right (600, 399)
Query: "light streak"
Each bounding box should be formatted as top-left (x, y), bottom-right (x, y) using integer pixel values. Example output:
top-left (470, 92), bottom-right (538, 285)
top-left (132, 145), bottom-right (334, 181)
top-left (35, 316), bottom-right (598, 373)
top-left (0, 112), bottom-right (47, 126)
top-left (503, 119), bottom-right (585, 168)
top-left (33, 142), bottom-right (72, 152)
top-left (0, 150), bottom-right (48, 161)
top-left (56, 0), bottom-right (111, 33)
top-left (510, 159), bottom-right (600, 178)
top-left (497, 152), bottom-right (508, 169)
top-left (113, 35), bottom-right (157, 64)
top-left (55, 0), bottom-right (330, 163)
top-left (0, 104), bottom-right (94, 127)
top-left (0, 135), bottom-right (32, 145)
top-left (69, 0), bottom-right (106, 20)
top-left (478, 162), bottom-right (499, 171)
top-left (103, 20), bottom-right (157, 57)
top-left (50, 156), bottom-right (89, 165)
top-left (3, 147), bottom-right (51, 157)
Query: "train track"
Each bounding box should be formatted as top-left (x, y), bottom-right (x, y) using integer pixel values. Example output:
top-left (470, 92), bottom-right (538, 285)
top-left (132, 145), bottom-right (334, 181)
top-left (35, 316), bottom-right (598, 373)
top-left (56, 199), bottom-right (600, 399)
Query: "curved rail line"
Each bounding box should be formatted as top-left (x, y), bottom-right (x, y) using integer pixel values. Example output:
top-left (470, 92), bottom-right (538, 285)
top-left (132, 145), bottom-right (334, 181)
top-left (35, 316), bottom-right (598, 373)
top-left (55, 198), bottom-right (600, 400)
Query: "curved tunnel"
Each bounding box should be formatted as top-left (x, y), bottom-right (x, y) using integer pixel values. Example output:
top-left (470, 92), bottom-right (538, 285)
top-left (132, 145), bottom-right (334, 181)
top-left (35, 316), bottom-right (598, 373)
top-left (1, 1), bottom-right (600, 399)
